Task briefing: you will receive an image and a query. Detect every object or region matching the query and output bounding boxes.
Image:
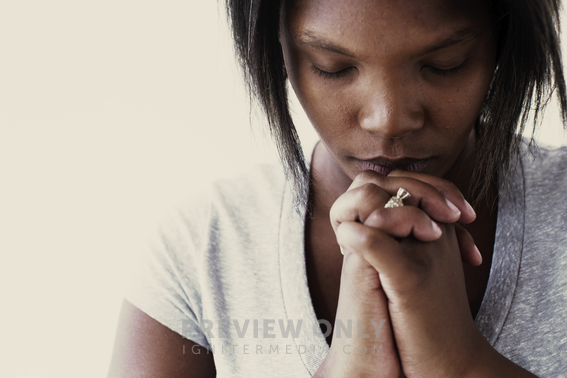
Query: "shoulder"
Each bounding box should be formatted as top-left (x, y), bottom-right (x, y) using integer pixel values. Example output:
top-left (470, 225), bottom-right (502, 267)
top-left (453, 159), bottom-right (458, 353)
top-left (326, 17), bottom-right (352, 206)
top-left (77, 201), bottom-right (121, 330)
top-left (521, 141), bottom-right (567, 176)
top-left (157, 163), bottom-right (289, 256)
top-left (520, 141), bottom-right (567, 197)
top-left (123, 163), bottom-right (291, 343)
top-left (208, 163), bottom-right (288, 218)
top-left (179, 163), bottom-right (288, 222)
top-left (518, 141), bottom-right (567, 248)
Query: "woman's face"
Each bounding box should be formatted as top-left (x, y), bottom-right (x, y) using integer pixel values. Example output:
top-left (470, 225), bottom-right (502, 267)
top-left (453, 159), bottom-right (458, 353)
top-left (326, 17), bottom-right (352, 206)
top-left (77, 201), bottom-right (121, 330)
top-left (280, 0), bottom-right (496, 180)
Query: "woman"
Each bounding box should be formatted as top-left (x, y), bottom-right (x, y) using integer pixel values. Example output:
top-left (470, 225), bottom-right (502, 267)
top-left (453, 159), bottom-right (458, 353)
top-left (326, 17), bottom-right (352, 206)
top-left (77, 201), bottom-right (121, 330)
top-left (109, 0), bottom-right (567, 376)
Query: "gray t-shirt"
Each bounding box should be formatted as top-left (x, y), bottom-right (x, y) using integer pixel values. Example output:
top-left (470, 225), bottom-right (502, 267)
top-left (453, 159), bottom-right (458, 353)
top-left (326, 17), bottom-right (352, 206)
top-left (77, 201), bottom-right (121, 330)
top-left (125, 142), bottom-right (567, 377)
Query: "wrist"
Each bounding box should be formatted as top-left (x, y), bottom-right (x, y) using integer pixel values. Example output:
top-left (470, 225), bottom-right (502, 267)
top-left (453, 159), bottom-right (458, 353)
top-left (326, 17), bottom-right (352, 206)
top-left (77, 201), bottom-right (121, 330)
top-left (316, 343), bottom-right (402, 378)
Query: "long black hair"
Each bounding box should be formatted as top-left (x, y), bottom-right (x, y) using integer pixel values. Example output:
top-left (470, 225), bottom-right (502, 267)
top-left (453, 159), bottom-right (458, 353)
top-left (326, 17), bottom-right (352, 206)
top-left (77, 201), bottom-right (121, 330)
top-left (225, 0), bottom-right (567, 209)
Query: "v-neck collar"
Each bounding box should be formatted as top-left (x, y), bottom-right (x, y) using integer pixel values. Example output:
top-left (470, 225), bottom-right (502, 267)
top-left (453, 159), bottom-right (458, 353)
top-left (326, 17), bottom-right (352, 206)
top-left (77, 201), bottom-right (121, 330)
top-left (474, 153), bottom-right (526, 345)
top-left (278, 183), bottom-right (330, 375)
top-left (277, 141), bottom-right (526, 374)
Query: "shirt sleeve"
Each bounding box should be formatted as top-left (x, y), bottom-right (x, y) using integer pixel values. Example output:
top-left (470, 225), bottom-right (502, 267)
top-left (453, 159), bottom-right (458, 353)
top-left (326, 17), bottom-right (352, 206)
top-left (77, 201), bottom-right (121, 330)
top-left (123, 193), bottom-right (212, 350)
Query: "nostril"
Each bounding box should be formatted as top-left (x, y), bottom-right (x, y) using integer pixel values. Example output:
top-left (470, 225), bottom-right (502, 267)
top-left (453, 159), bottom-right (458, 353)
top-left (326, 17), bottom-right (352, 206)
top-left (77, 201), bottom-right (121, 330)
top-left (359, 106), bottom-right (423, 139)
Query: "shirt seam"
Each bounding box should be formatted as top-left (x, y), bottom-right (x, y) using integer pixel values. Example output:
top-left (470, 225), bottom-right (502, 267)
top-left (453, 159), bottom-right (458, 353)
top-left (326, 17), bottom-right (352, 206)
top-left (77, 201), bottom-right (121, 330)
top-left (492, 151), bottom-right (526, 346)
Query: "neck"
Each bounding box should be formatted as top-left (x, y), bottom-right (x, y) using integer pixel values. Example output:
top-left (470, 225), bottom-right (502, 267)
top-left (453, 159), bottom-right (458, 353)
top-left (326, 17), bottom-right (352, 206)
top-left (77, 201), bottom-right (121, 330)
top-left (309, 142), bottom-right (352, 213)
top-left (443, 132), bottom-right (498, 218)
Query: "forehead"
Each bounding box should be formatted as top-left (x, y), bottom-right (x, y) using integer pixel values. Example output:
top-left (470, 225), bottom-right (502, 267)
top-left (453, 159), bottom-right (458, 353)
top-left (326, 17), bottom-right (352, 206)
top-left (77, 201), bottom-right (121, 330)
top-left (284, 0), bottom-right (492, 54)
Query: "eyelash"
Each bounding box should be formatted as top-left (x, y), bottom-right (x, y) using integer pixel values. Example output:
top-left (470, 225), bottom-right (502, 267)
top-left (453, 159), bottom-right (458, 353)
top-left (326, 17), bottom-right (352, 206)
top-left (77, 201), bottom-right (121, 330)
top-left (311, 65), bottom-right (353, 79)
top-left (426, 60), bottom-right (467, 76)
top-left (311, 60), bottom-right (468, 79)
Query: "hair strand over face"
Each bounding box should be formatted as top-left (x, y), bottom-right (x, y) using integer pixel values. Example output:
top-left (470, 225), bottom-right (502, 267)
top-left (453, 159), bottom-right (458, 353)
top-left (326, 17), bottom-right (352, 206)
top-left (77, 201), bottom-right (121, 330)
top-left (225, 0), bottom-right (567, 210)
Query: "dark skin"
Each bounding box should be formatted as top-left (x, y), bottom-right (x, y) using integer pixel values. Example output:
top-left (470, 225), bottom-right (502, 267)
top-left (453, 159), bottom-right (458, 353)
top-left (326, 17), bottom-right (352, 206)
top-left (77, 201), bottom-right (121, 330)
top-left (108, 299), bottom-right (216, 378)
top-left (282, 0), bottom-right (496, 347)
top-left (109, 0), bottom-right (535, 376)
top-left (281, 0), bottom-right (496, 350)
top-left (305, 141), bottom-right (496, 348)
top-left (277, 1), bottom-right (538, 374)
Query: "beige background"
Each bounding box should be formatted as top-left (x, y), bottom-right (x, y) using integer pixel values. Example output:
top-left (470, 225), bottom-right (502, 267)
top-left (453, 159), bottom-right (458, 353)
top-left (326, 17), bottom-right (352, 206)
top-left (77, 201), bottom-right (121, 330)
top-left (0, 2), bottom-right (565, 377)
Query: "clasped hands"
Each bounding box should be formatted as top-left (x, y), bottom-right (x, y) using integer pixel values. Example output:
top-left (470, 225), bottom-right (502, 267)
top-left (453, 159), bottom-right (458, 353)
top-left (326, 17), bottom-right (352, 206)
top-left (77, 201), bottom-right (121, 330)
top-left (322, 170), bottom-right (495, 378)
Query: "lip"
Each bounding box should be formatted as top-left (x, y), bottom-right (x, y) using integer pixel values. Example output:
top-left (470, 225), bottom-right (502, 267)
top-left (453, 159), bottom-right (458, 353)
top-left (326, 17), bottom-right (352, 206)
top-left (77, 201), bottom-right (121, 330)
top-left (356, 157), bottom-right (432, 176)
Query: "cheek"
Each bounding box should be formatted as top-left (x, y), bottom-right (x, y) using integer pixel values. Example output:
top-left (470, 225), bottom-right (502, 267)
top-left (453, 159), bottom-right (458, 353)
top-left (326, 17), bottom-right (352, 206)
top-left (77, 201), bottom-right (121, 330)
top-left (281, 40), bottom-right (358, 137)
top-left (429, 66), bottom-right (494, 137)
top-left (289, 67), bottom-right (356, 139)
top-left (452, 47), bottom-right (495, 127)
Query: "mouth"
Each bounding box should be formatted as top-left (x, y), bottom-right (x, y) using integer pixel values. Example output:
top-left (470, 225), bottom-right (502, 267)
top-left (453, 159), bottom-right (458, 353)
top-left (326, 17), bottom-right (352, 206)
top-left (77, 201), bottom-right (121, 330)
top-left (357, 157), bottom-right (432, 176)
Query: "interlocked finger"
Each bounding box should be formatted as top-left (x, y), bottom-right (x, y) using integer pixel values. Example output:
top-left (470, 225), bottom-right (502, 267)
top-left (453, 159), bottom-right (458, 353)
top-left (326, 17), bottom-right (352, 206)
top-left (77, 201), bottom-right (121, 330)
top-left (347, 170), bottom-right (463, 224)
top-left (364, 206), bottom-right (442, 241)
top-left (330, 182), bottom-right (392, 233)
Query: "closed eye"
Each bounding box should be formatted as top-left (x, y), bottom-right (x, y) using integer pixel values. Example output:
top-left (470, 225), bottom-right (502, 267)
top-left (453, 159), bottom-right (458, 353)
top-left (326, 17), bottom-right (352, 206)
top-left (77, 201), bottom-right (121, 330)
top-left (311, 65), bottom-right (354, 79)
top-left (425, 60), bottom-right (468, 76)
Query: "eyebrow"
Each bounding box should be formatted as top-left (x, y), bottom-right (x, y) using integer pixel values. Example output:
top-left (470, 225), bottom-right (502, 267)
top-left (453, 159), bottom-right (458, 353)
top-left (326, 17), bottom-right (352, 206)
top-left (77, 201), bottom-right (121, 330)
top-left (295, 30), bottom-right (356, 57)
top-left (421, 27), bottom-right (480, 55)
top-left (295, 27), bottom-right (480, 58)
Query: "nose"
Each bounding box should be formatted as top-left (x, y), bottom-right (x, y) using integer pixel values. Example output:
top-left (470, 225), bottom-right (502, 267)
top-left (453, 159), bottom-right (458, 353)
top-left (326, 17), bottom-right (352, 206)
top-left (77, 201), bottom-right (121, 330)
top-left (358, 76), bottom-right (424, 138)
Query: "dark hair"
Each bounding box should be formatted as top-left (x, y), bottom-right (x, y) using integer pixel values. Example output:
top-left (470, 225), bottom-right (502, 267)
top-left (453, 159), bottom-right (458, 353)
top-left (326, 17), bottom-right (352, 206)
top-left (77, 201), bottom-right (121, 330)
top-left (225, 0), bottom-right (567, 209)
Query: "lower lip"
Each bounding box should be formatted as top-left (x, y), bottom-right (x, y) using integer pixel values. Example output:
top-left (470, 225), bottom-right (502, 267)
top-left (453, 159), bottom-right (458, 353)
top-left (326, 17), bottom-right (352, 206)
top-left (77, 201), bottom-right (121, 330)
top-left (358, 159), bottom-right (431, 176)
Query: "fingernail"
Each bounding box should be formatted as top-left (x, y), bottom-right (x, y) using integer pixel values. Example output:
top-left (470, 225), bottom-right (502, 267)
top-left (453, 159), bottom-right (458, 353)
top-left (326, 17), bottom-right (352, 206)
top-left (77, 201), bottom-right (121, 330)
top-left (473, 244), bottom-right (483, 265)
top-left (446, 199), bottom-right (461, 217)
top-left (431, 220), bottom-right (442, 237)
top-left (465, 200), bottom-right (476, 218)
top-left (340, 246), bottom-right (345, 255)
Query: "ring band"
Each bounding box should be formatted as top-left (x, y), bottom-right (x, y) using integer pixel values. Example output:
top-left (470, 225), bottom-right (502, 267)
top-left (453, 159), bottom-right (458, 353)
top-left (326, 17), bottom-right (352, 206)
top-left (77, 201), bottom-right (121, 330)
top-left (384, 188), bottom-right (411, 208)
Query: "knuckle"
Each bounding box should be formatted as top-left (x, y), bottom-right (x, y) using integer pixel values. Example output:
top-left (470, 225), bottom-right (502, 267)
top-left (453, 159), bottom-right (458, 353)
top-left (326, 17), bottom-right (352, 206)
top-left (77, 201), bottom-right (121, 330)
top-left (329, 209), bottom-right (339, 230)
top-left (353, 170), bottom-right (386, 190)
top-left (438, 180), bottom-right (461, 198)
top-left (397, 177), bottom-right (434, 199)
top-left (356, 169), bottom-right (381, 183)
top-left (364, 207), bottom-right (388, 227)
top-left (329, 199), bottom-right (340, 220)
top-left (330, 192), bottom-right (353, 223)
top-left (357, 227), bottom-right (380, 251)
top-left (356, 183), bottom-right (384, 204)
top-left (403, 207), bottom-right (430, 235)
